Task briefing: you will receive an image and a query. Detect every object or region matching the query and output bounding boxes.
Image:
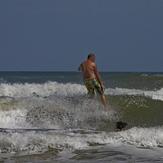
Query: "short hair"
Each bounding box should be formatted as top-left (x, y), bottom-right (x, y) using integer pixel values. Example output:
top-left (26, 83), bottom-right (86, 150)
top-left (87, 53), bottom-right (95, 59)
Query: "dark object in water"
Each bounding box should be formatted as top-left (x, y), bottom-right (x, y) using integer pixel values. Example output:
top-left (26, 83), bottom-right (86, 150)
top-left (116, 121), bottom-right (128, 131)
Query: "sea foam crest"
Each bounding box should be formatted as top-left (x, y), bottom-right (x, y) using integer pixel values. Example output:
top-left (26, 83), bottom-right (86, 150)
top-left (0, 82), bottom-right (86, 97)
top-left (0, 82), bottom-right (163, 101)
top-left (0, 126), bottom-right (163, 154)
top-left (106, 87), bottom-right (163, 101)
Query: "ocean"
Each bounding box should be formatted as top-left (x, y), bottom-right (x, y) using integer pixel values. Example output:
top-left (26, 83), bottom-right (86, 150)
top-left (0, 72), bottom-right (163, 162)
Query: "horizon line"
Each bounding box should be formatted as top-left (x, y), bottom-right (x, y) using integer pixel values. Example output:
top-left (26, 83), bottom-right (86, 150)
top-left (0, 71), bottom-right (162, 73)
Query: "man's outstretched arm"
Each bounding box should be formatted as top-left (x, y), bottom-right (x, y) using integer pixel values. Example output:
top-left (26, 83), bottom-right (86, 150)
top-left (78, 63), bottom-right (84, 71)
top-left (78, 64), bottom-right (82, 71)
top-left (94, 65), bottom-right (104, 87)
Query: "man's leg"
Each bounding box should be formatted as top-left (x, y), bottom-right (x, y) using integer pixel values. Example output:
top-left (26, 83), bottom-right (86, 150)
top-left (84, 80), bottom-right (95, 97)
top-left (94, 80), bottom-right (108, 107)
top-left (100, 94), bottom-right (107, 107)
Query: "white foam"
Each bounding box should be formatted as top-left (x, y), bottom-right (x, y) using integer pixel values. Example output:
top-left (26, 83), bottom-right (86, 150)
top-left (0, 82), bottom-right (86, 97)
top-left (0, 126), bottom-right (163, 154)
top-left (0, 82), bottom-right (163, 101)
top-left (0, 95), bottom-right (118, 130)
top-left (105, 87), bottom-right (163, 101)
top-left (0, 109), bottom-right (27, 128)
top-left (111, 127), bottom-right (163, 148)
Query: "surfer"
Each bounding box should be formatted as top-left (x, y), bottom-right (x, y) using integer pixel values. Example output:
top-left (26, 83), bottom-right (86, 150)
top-left (78, 53), bottom-right (107, 107)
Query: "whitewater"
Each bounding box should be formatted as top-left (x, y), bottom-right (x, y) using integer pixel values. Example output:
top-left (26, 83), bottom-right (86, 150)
top-left (0, 72), bottom-right (163, 162)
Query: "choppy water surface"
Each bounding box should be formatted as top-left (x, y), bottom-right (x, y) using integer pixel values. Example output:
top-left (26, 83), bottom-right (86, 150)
top-left (0, 72), bottom-right (162, 162)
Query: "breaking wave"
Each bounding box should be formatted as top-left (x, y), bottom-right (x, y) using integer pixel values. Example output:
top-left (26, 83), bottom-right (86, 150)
top-left (0, 81), bottom-right (162, 101)
top-left (0, 81), bottom-right (162, 154)
top-left (0, 127), bottom-right (163, 154)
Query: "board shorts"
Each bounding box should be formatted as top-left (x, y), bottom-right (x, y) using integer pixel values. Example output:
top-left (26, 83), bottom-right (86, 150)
top-left (84, 79), bottom-right (104, 96)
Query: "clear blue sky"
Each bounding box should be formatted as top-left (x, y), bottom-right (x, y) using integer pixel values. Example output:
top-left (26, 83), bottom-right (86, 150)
top-left (1, 0), bottom-right (163, 71)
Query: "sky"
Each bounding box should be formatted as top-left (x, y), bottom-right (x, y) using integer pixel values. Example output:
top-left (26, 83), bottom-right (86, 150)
top-left (1, 0), bottom-right (163, 71)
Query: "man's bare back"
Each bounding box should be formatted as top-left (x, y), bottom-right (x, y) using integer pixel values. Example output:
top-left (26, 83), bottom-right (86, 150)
top-left (80, 60), bottom-right (96, 80)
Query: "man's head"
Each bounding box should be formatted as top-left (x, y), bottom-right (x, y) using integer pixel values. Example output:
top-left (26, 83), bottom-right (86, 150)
top-left (87, 53), bottom-right (96, 62)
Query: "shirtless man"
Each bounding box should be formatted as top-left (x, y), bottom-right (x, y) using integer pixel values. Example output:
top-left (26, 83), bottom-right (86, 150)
top-left (79, 53), bottom-right (107, 107)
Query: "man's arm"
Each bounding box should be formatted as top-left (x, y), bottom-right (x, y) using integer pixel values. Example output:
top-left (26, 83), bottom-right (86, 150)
top-left (78, 63), bottom-right (83, 71)
top-left (78, 64), bottom-right (81, 71)
top-left (94, 64), bottom-right (103, 86)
